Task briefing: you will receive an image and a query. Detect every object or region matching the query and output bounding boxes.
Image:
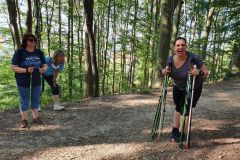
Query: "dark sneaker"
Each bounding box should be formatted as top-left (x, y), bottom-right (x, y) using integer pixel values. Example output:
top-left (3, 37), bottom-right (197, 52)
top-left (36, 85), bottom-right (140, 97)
top-left (33, 117), bottom-right (43, 125)
top-left (170, 127), bottom-right (180, 142)
top-left (20, 119), bottom-right (28, 128)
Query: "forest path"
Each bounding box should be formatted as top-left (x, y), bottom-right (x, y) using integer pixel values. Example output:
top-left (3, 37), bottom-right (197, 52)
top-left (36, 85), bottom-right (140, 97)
top-left (0, 79), bottom-right (239, 160)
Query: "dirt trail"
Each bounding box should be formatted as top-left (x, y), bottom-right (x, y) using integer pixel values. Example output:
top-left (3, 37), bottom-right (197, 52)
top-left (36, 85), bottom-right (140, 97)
top-left (0, 79), bottom-right (239, 160)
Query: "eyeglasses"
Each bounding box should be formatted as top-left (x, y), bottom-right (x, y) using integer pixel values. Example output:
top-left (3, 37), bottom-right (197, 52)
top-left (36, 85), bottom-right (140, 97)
top-left (28, 39), bottom-right (36, 42)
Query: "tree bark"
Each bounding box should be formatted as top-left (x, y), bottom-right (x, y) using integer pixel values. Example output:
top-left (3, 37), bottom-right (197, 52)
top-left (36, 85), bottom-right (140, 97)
top-left (129, 0), bottom-right (138, 89)
top-left (112, 0), bottom-right (116, 94)
top-left (142, 1), bottom-right (153, 91)
top-left (102, 0), bottom-right (111, 95)
top-left (83, 0), bottom-right (99, 97)
top-left (58, 0), bottom-right (62, 47)
top-left (6, 0), bottom-right (21, 49)
top-left (233, 48), bottom-right (240, 69)
top-left (171, 0), bottom-right (182, 44)
top-left (152, 0), bottom-right (178, 88)
top-left (16, 0), bottom-right (23, 38)
top-left (202, 0), bottom-right (215, 60)
top-left (46, 0), bottom-right (55, 55)
top-left (67, 0), bottom-right (73, 99)
top-left (34, 0), bottom-right (41, 49)
top-left (26, 0), bottom-right (32, 33)
top-left (84, 31), bottom-right (94, 97)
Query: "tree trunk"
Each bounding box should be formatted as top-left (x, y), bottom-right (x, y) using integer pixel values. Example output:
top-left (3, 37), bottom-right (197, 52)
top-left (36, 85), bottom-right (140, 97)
top-left (232, 48), bottom-right (240, 69)
top-left (202, 0), bottom-right (215, 60)
top-left (151, 0), bottom-right (161, 88)
top-left (129, 0), bottom-right (138, 89)
top-left (46, 0), bottom-right (55, 55)
top-left (16, 0), bottom-right (23, 38)
top-left (119, 1), bottom-right (130, 92)
top-left (102, 0), bottom-right (111, 95)
top-left (67, 0), bottom-right (73, 99)
top-left (85, 32), bottom-right (94, 97)
top-left (171, 0), bottom-right (182, 44)
top-left (6, 0), bottom-right (21, 49)
top-left (75, 0), bottom-right (83, 95)
top-left (26, 0), bottom-right (32, 33)
top-left (152, 0), bottom-right (178, 88)
top-left (189, 0), bottom-right (198, 45)
top-left (34, 0), bottom-right (41, 49)
top-left (58, 0), bottom-right (62, 47)
top-left (83, 0), bottom-right (99, 97)
top-left (142, 1), bottom-right (153, 91)
top-left (112, 0), bottom-right (116, 94)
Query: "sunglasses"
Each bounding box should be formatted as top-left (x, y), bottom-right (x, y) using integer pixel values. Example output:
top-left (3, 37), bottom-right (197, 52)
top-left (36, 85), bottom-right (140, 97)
top-left (28, 39), bottom-right (36, 42)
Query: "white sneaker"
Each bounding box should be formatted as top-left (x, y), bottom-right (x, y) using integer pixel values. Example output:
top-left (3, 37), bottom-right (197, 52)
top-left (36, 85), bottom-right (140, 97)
top-left (53, 104), bottom-right (65, 111)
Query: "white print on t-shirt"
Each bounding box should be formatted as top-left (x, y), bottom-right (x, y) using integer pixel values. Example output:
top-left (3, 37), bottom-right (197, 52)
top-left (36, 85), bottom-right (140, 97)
top-left (51, 63), bottom-right (60, 70)
top-left (24, 56), bottom-right (41, 68)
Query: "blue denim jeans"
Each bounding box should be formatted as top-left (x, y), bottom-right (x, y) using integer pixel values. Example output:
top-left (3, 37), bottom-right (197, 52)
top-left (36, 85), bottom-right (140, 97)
top-left (17, 85), bottom-right (41, 112)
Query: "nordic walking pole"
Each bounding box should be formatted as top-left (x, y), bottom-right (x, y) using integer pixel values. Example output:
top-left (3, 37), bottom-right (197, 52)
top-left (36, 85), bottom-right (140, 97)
top-left (179, 72), bottom-right (191, 148)
top-left (39, 65), bottom-right (44, 111)
top-left (151, 66), bottom-right (169, 140)
top-left (156, 71), bottom-right (168, 141)
top-left (28, 66), bottom-right (33, 129)
top-left (185, 65), bottom-right (197, 148)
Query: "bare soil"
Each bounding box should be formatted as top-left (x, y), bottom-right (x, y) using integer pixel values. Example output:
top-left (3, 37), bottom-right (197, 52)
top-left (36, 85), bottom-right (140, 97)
top-left (0, 79), bottom-right (239, 160)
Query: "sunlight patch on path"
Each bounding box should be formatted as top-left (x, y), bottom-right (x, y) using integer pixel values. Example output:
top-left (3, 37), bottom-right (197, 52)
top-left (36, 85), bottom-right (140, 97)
top-left (21, 142), bottom-right (153, 160)
top-left (7, 125), bottom-right (62, 132)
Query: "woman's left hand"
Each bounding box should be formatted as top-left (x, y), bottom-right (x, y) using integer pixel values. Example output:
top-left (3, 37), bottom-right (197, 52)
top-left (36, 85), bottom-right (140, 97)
top-left (188, 68), bottom-right (199, 76)
top-left (39, 68), bottom-right (46, 74)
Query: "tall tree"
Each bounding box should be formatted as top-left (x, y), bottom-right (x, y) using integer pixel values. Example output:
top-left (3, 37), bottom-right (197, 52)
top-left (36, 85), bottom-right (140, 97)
top-left (67, 0), bottom-right (73, 99)
top-left (6, 0), bottom-right (21, 49)
top-left (26, 0), bottom-right (32, 33)
top-left (74, 0), bottom-right (84, 95)
top-left (102, 0), bottom-right (111, 95)
top-left (128, 0), bottom-right (138, 89)
top-left (142, 1), bottom-right (153, 91)
top-left (150, 0), bottom-right (161, 88)
top-left (34, 0), bottom-right (42, 49)
top-left (152, 0), bottom-right (178, 88)
top-left (15, 0), bottom-right (23, 38)
top-left (171, 0), bottom-right (182, 44)
top-left (202, 0), bottom-right (215, 60)
top-left (58, 0), bottom-right (62, 48)
top-left (83, 0), bottom-right (99, 97)
top-left (45, 0), bottom-right (55, 55)
top-left (111, 0), bottom-right (117, 94)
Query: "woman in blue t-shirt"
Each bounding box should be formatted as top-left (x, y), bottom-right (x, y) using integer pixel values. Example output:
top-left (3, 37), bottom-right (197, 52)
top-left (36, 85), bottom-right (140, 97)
top-left (44, 50), bottom-right (65, 111)
top-left (162, 37), bottom-right (209, 142)
top-left (11, 33), bottom-right (47, 128)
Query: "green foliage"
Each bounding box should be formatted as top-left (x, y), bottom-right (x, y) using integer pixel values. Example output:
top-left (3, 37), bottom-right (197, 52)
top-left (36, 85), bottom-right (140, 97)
top-left (0, 57), bottom-right (18, 110)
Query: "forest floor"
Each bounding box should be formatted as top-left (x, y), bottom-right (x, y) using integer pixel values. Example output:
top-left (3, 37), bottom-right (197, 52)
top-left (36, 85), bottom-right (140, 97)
top-left (0, 78), bottom-right (240, 160)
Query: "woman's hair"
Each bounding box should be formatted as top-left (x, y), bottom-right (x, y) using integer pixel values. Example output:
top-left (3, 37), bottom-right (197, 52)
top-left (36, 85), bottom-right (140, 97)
top-left (21, 33), bottom-right (37, 49)
top-left (173, 37), bottom-right (187, 46)
top-left (52, 50), bottom-right (65, 64)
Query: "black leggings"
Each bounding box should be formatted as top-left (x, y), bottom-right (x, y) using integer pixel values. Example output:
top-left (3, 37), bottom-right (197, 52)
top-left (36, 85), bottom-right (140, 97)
top-left (173, 85), bottom-right (202, 116)
top-left (44, 75), bottom-right (60, 95)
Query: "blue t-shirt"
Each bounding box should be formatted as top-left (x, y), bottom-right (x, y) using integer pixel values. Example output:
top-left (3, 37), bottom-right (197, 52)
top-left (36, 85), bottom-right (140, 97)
top-left (167, 52), bottom-right (204, 90)
top-left (12, 48), bottom-right (46, 88)
top-left (44, 56), bottom-right (64, 76)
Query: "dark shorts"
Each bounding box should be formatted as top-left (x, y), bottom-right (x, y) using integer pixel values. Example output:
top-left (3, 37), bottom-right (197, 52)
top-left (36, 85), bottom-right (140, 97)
top-left (173, 85), bottom-right (202, 116)
top-left (44, 75), bottom-right (60, 95)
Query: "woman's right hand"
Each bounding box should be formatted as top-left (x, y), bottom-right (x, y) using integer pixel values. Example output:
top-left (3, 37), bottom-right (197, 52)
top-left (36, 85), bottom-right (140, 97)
top-left (162, 67), bottom-right (171, 75)
top-left (27, 67), bottom-right (34, 73)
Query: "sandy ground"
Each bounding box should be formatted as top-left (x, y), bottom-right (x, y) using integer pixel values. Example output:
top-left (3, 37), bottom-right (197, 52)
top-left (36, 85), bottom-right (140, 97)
top-left (0, 79), bottom-right (239, 160)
